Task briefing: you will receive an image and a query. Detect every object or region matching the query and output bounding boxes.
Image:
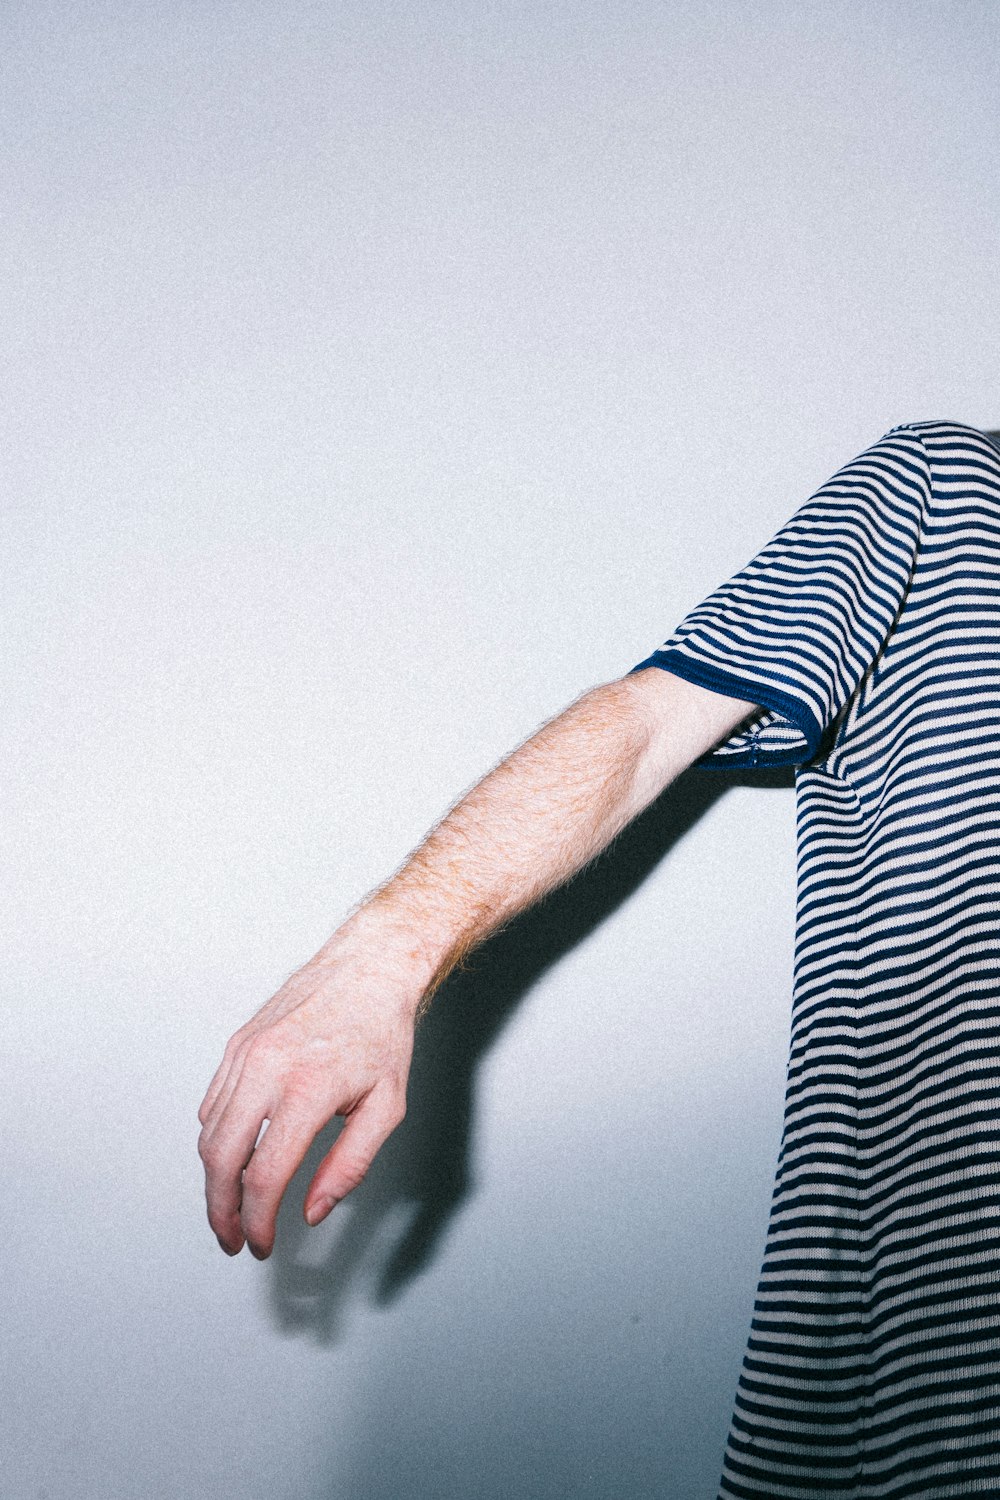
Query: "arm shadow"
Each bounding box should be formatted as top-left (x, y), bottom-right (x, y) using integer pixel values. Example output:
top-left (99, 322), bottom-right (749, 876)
top-left (265, 764), bottom-right (794, 1344)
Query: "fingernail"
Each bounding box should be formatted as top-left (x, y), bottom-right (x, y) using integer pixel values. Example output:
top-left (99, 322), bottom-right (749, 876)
top-left (306, 1196), bottom-right (336, 1226)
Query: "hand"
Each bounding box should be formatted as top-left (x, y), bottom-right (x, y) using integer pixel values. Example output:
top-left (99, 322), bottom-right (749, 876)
top-left (197, 944), bottom-right (417, 1259)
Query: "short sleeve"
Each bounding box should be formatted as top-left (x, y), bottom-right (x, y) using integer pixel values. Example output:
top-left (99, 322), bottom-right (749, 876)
top-left (632, 425), bottom-right (933, 770)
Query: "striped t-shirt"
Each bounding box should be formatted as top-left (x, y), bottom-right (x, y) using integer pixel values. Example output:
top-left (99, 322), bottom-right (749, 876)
top-left (635, 420), bottom-right (1000, 1499)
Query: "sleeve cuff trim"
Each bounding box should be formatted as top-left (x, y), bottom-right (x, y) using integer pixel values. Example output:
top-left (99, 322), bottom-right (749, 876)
top-left (629, 648), bottom-right (823, 769)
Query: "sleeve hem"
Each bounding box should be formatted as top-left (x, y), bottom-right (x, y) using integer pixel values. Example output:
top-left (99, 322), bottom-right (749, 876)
top-left (629, 648), bottom-right (822, 769)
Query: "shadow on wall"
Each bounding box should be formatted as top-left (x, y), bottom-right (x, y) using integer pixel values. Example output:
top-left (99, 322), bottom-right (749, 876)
top-left (265, 762), bottom-right (794, 1345)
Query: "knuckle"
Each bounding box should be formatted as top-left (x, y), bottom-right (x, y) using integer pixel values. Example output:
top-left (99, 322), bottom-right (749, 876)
top-left (337, 1157), bottom-right (369, 1194)
top-left (224, 1028), bottom-right (250, 1063)
top-left (244, 1034), bottom-right (278, 1073)
top-left (242, 1159), bottom-right (280, 1197)
top-left (284, 1071), bottom-right (322, 1109)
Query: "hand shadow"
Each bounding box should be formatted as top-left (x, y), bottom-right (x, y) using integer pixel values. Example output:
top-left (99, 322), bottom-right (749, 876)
top-left (266, 764), bottom-right (794, 1344)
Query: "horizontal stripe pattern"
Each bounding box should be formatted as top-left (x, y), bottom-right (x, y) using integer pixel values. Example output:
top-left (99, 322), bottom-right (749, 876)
top-left (637, 421), bottom-right (1000, 1496)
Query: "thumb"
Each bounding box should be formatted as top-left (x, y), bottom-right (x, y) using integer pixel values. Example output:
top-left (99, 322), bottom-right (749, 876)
top-left (304, 1090), bottom-right (405, 1225)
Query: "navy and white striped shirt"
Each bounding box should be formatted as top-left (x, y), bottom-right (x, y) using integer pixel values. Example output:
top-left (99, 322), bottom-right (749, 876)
top-left (637, 420), bottom-right (1000, 1499)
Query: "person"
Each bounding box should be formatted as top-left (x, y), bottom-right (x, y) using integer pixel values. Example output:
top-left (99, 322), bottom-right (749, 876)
top-left (198, 419), bottom-right (1000, 1498)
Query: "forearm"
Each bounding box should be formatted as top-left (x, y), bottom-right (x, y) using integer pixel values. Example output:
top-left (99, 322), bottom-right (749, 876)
top-left (320, 673), bottom-right (695, 1012)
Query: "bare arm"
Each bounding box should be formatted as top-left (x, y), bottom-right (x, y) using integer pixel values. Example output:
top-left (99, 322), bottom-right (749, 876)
top-left (197, 668), bottom-right (758, 1258)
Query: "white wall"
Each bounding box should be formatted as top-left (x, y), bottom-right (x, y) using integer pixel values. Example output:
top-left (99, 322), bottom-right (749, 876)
top-left (3, 3), bottom-right (999, 1496)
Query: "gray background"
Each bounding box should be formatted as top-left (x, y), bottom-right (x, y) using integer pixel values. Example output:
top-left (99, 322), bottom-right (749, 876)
top-left (3, 2), bottom-right (999, 1497)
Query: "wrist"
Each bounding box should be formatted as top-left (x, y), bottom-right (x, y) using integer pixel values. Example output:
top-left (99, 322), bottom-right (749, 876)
top-left (314, 898), bottom-right (449, 1018)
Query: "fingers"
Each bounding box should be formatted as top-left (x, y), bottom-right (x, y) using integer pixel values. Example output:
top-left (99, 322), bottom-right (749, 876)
top-left (201, 1081), bottom-right (406, 1256)
top-left (303, 1089), bottom-right (406, 1227)
top-left (237, 1108), bottom-right (329, 1259)
top-left (198, 1071), bottom-right (272, 1256)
